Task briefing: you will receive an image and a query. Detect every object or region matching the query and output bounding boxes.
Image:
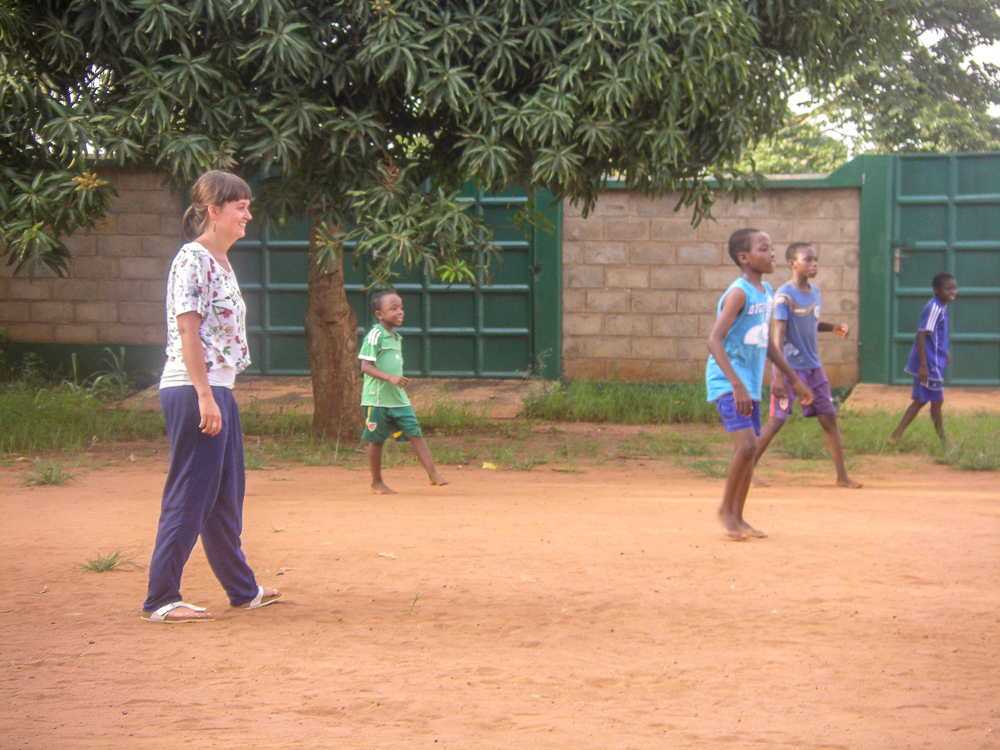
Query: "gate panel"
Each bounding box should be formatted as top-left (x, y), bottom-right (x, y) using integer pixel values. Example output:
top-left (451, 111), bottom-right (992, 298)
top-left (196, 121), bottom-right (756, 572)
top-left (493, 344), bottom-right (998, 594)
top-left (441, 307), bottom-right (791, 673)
top-left (232, 188), bottom-right (561, 379)
top-left (891, 154), bottom-right (1000, 386)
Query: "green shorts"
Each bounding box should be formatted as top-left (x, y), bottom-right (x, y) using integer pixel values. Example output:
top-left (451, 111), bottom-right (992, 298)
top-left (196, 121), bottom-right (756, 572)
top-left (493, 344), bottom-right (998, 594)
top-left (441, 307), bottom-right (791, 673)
top-left (361, 405), bottom-right (423, 443)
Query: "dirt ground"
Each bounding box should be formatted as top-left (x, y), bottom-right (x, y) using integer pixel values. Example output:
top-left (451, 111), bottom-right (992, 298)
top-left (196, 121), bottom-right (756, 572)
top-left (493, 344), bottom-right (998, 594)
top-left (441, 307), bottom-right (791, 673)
top-left (2, 444), bottom-right (999, 750)
top-left (844, 383), bottom-right (1000, 414)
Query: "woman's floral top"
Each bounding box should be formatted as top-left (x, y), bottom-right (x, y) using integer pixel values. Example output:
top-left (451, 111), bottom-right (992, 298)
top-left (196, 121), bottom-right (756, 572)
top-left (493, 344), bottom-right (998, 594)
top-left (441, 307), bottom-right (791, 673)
top-left (163, 242), bottom-right (250, 375)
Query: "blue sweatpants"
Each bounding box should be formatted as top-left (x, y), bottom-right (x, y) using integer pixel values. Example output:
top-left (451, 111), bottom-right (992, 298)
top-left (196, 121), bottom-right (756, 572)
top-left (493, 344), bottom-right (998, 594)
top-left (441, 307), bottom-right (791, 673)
top-left (144, 386), bottom-right (259, 611)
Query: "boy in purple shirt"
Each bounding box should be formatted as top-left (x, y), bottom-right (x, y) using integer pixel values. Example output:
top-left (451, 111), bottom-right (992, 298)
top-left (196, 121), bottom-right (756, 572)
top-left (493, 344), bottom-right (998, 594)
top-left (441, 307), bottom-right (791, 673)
top-left (889, 272), bottom-right (958, 444)
top-left (752, 242), bottom-right (862, 488)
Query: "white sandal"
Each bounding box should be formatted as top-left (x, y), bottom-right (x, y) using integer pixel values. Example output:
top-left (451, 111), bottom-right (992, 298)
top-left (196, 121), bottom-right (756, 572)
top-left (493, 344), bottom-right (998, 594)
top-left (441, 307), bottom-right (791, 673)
top-left (141, 601), bottom-right (213, 623)
top-left (233, 585), bottom-right (281, 610)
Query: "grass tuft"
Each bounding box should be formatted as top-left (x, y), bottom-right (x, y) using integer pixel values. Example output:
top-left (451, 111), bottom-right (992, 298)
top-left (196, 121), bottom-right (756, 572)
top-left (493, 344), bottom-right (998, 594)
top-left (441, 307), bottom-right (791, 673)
top-left (420, 401), bottom-right (494, 433)
top-left (522, 381), bottom-right (719, 424)
top-left (20, 458), bottom-right (80, 486)
top-left (74, 549), bottom-right (144, 572)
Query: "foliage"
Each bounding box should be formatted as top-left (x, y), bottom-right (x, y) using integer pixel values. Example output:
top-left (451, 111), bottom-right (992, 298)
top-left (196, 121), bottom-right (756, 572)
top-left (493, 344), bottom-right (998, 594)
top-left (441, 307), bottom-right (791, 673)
top-left (2, 0), bottom-right (910, 277)
top-left (739, 111), bottom-right (850, 174)
top-left (0, 0), bottom-right (118, 278)
top-left (811, 0), bottom-right (1000, 153)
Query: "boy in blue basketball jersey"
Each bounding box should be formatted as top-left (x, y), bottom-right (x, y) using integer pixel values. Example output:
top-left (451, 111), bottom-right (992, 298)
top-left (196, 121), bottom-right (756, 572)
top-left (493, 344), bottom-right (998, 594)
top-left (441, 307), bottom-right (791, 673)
top-left (706, 229), bottom-right (812, 540)
top-left (889, 272), bottom-right (958, 444)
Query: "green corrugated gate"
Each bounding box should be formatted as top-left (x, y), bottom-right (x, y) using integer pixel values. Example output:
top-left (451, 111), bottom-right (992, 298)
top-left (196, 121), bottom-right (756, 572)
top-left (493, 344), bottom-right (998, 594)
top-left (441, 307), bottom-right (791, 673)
top-left (860, 152), bottom-right (1000, 386)
top-left (230, 187), bottom-right (561, 379)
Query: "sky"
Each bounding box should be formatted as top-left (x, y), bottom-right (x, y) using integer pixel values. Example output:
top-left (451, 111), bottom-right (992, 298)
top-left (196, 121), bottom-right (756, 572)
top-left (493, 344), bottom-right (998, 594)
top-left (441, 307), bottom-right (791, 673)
top-left (972, 42), bottom-right (1000, 114)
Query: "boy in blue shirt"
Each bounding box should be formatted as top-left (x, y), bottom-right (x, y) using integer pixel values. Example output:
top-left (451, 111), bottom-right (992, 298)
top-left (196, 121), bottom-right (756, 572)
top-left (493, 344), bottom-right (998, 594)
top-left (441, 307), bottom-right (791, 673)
top-left (359, 290), bottom-right (448, 494)
top-left (889, 272), bottom-right (958, 444)
top-left (752, 242), bottom-right (862, 488)
top-left (706, 229), bottom-right (813, 540)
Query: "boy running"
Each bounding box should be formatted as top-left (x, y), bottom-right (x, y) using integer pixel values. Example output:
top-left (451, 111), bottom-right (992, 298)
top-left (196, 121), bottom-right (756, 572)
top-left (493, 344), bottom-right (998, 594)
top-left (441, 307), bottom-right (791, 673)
top-left (752, 242), bottom-right (862, 488)
top-left (359, 291), bottom-right (448, 494)
top-left (706, 229), bottom-right (812, 540)
top-left (889, 272), bottom-right (958, 444)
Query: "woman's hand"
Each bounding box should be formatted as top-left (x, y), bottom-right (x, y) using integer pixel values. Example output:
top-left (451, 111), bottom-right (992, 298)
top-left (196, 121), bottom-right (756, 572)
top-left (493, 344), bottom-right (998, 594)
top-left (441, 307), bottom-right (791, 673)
top-left (198, 391), bottom-right (223, 435)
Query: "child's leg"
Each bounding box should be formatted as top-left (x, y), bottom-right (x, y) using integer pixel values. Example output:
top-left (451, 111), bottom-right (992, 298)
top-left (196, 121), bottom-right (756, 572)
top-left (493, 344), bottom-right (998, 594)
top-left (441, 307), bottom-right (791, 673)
top-left (929, 401), bottom-right (946, 442)
top-left (751, 416), bottom-right (785, 487)
top-left (719, 427), bottom-right (760, 539)
top-left (816, 413), bottom-right (862, 488)
top-left (407, 435), bottom-right (448, 486)
top-left (889, 399), bottom-right (925, 442)
top-left (368, 441), bottom-right (394, 494)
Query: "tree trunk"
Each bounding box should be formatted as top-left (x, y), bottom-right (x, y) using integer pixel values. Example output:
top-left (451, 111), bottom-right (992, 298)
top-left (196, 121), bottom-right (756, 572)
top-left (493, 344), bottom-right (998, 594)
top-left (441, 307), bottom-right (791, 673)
top-left (305, 238), bottom-right (363, 441)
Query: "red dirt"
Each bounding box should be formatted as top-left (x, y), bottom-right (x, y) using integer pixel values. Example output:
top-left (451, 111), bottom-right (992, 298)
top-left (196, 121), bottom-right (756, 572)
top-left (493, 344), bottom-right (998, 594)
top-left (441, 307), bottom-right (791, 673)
top-left (3, 451), bottom-right (998, 749)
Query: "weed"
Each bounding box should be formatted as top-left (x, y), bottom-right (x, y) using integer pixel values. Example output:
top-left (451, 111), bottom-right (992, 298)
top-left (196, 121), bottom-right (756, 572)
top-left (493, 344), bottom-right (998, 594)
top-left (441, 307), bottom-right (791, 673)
top-left (402, 592), bottom-right (422, 616)
top-left (74, 549), bottom-right (144, 573)
top-left (433, 444), bottom-right (479, 465)
top-left (687, 458), bottom-right (729, 479)
top-left (510, 452), bottom-right (547, 471)
top-left (90, 347), bottom-right (135, 399)
top-left (244, 449), bottom-right (271, 470)
top-left (20, 458), bottom-right (80, 486)
top-left (421, 401), bottom-right (493, 433)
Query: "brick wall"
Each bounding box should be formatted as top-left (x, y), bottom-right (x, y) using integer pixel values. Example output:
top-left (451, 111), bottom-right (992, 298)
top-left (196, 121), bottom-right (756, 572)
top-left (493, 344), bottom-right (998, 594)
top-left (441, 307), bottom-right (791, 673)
top-left (0, 168), bottom-right (181, 346)
top-left (562, 187), bottom-right (861, 386)
top-left (1, 168), bottom-right (861, 386)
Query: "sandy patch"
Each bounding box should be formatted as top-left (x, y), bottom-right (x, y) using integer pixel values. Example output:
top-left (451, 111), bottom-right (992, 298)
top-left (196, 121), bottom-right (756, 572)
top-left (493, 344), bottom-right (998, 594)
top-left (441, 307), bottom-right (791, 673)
top-left (2, 450), bottom-right (998, 749)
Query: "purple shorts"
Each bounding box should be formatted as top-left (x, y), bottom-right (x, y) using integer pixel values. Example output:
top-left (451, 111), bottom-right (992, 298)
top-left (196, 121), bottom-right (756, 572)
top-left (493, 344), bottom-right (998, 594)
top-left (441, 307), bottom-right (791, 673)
top-left (715, 393), bottom-right (762, 436)
top-left (769, 367), bottom-right (837, 421)
top-left (912, 377), bottom-right (944, 404)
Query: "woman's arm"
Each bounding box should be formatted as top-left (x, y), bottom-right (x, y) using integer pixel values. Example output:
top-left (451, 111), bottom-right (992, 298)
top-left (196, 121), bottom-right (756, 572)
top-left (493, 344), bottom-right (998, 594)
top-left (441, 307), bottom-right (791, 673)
top-left (176, 310), bottom-right (222, 436)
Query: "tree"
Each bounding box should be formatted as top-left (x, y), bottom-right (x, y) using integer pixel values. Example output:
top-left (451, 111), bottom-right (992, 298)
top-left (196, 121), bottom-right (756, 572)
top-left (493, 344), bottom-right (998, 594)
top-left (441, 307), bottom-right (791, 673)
top-left (739, 111), bottom-right (850, 174)
top-left (803, 0), bottom-right (1000, 154)
top-left (2, 0), bottom-right (909, 436)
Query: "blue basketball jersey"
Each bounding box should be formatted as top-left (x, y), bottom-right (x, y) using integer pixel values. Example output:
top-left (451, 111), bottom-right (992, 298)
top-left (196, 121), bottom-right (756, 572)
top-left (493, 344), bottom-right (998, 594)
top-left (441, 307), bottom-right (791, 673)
top-left (706, 278), bottom-right (774, 402)
top-left (905, 298), bottom-right (949, 381)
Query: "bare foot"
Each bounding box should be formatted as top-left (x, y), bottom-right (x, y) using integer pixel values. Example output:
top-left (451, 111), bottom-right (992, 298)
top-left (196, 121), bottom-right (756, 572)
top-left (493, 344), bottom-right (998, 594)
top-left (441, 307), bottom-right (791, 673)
top-left (837, 477), bottom-right (863, 489)
top-left (739, 520), bottom-right (768, 539)
top-left (751, 474), bottom-right (770, 488)
top-left (718, 508), bottom-right (747, 540)
top-left (886, 435), bottom-right (898, 445)
top-left (429, 472), bottom-right (449, 486)
top-left (370, 482), bottom-right (395, 494)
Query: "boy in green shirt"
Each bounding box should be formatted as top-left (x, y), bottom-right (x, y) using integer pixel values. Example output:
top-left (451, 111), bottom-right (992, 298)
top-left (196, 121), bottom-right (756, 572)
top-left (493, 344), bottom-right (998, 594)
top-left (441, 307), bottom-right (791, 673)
top-left (359, 291), bottom-right (448, 494)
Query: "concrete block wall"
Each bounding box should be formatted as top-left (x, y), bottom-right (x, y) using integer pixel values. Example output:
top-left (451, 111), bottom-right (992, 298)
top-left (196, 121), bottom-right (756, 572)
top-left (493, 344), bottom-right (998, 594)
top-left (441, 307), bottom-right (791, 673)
top-left (0, 168), bottom-right (181, 346)
top-left (1, 167), bottom-right (861, 387)
top-left (562, 187), bottom-right (861, 386)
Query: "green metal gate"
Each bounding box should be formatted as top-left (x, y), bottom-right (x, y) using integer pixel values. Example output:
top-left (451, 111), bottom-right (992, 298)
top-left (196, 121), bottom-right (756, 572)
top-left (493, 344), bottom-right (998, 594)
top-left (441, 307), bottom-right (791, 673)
top-left (890, 154), bottom-right (1000, 385)
top-left (230, 187), bottom-right (561, 379)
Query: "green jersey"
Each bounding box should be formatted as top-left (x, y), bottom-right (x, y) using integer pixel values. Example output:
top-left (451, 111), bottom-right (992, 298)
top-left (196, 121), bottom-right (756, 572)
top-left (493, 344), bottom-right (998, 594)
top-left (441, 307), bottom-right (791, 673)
top-left (358, 323), bottom-right (410, 407)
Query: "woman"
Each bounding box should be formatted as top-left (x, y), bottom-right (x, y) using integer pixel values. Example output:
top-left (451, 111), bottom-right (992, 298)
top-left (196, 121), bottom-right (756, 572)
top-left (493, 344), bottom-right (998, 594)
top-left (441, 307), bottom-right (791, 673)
top-left (142, 170), bottom-right (279, 623)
